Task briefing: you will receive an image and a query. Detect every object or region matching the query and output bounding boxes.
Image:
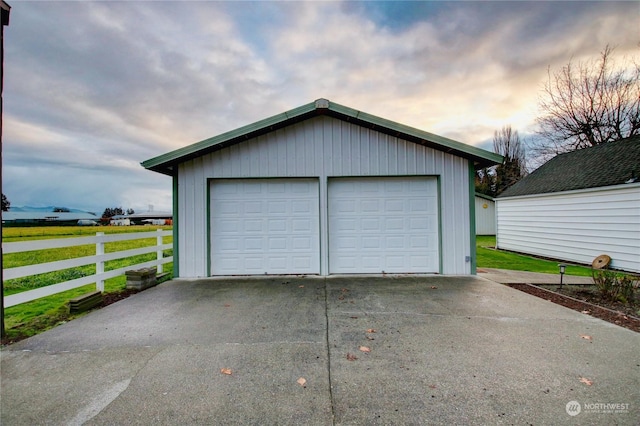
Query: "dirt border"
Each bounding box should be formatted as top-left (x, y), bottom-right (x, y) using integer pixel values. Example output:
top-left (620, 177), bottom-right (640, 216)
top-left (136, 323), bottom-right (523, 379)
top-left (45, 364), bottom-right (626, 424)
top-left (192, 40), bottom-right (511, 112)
top-left (508, 283), bottom-right (640, 333)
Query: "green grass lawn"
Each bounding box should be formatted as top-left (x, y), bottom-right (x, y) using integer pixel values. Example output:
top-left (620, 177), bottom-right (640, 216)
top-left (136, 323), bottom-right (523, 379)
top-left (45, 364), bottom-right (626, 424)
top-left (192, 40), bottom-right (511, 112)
top-left (476, 235), bottom-right (593, 276)
top-left (2, 226), bottom-right (173, 342)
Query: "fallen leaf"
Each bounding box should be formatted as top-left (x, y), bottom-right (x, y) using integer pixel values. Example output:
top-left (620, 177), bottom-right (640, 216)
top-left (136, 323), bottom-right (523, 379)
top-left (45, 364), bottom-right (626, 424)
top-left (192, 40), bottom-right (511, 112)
top-left (350, 316), bottom-right (358, 319)
top-left (298, 285), bottom-right (304, 288)
top-left (359, 346), bottom-right (371, 353)
top-left (297, 377), bottom-right (307, 387)
top-left (346, 353), bottom-right (358, 361)
top-left (581, 310), bottom-right (590, 314)
top-left (429, 385), bottom-right (437, 389)
top-left (366, 335), bottom-right (375, 341)
top-left (580, 334), bottom-right (592, 340)
top-left (430, 286), bottom-right (438, 289)
top-left (366, 329), bottom-right (377, 333)
top-left (220, 368), bottom-right (233, 375)
top-left (224, 304), bottom-right (231, 307)
top-left (579, 377), bottom-right (593, 386)
top-left (341, 288), bottom-right (349, 292)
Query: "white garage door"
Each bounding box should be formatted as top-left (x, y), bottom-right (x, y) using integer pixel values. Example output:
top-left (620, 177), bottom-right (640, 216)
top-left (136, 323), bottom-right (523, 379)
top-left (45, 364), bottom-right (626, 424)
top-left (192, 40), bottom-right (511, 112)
top-left (210, 179), bottom-right (320, 275)
top-left (328, 177), bottom-right (439, 274)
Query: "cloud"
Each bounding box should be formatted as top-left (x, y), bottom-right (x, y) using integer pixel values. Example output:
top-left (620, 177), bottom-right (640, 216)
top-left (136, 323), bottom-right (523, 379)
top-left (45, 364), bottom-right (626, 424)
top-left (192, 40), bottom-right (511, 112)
top-left (2, 1), bottom-right (638, 212)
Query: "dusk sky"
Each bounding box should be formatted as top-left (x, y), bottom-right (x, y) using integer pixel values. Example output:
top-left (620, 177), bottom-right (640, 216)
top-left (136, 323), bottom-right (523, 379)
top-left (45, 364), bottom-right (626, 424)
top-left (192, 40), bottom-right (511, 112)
top-left (2, 1), bottom-right (638, 214)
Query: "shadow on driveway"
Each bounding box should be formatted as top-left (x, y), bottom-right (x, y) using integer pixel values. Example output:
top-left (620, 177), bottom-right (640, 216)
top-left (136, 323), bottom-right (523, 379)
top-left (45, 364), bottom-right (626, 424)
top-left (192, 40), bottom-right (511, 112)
top-left (2, 276), bottom-right (638, 424)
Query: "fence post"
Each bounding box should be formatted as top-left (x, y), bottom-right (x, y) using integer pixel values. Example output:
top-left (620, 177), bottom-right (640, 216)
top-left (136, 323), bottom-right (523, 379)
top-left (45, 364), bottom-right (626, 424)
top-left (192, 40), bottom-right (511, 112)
top-left (96, 232), bottom-right (105, 292)
top-left (157, 229), bottom-right (163, 274)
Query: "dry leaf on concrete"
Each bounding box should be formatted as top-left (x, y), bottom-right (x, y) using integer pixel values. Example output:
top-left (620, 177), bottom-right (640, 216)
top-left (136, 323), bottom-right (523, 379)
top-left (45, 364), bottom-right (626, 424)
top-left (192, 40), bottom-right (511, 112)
top-left (366, 329), bottom-right (376, 333)
top-left (580, 334), bottom-right (592, 340)
top-left (346, 353), bottom-right (358, 361)
top-left (297, 377), bottom-right (307, 387)
top-left (359, 346), bottom-right (371, 353)
top-left (579, 377), bottom-right (593, 386)
top-left (220, 368), bottom-right (233, 375)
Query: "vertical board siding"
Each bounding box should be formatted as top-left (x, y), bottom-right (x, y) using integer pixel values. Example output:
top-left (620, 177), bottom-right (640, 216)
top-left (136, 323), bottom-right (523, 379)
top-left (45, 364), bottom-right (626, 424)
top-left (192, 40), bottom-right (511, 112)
top-left (475, 197), bottom-right (496, 235)
top-left (496, 185), bottom-right (640, 273)
top-left (178, 115), bottom-right (472, 277)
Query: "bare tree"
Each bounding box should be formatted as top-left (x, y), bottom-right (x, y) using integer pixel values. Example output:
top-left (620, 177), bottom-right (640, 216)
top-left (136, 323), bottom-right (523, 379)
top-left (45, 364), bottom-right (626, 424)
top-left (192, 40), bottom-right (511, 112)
top-left (535, 45), bottom-right (640, 158)
top-left (493, 125), bottom-right (527, 195)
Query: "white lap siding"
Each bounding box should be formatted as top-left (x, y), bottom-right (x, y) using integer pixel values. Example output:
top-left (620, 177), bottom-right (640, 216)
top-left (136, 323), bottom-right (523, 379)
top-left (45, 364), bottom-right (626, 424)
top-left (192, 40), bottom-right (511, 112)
top-left (496, 184), bottom-right (640, 273)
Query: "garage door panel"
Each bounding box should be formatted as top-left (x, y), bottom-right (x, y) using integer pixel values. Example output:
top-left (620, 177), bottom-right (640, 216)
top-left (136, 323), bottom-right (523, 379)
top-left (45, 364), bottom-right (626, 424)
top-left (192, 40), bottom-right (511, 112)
top-left (292, 218), bottom-right (312, 232)
top-left (211, 179), bottom-right (320, 275)
top-left (267, 219), bottom-right (286, 232)
top-left (292, 256), bottom-right (312, 268)
top-left (268, 237), bottom-right (287, 250)
top-left (292, 200), bottom-right (312, 213)
top-left (329, 177), bottom-right (439, 274)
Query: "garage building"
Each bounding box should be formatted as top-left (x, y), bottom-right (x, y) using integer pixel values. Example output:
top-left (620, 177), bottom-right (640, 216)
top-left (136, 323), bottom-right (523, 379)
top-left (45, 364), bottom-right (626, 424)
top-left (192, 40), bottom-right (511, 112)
top-left (143, 99), bottom-right (501, 277)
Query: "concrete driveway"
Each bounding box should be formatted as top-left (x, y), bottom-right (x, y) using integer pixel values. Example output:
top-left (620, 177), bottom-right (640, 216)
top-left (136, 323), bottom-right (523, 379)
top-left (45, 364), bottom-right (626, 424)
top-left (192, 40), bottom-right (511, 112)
top-left (1, 276), bottom-right (638, 425)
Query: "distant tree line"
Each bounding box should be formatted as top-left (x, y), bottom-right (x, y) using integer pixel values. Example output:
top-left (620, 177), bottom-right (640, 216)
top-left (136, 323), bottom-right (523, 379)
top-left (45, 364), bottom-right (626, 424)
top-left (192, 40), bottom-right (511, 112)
top-left (102, 207), bottom-right (135, 218)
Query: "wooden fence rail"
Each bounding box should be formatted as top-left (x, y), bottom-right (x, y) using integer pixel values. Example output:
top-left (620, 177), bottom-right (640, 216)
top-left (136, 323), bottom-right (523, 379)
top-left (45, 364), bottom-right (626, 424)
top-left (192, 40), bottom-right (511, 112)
top-left (3, 229), bottom-right (173, 308)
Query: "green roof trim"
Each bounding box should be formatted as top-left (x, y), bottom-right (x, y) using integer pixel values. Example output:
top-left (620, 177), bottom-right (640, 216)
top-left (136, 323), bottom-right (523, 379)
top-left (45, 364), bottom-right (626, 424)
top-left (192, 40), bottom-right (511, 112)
top-left (142, 99), bottom-right (503, 175)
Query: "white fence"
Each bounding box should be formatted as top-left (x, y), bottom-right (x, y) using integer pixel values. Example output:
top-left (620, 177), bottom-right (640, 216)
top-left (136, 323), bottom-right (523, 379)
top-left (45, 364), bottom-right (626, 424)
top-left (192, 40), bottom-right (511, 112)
top-left (3, 229), bottom-right (173, 308)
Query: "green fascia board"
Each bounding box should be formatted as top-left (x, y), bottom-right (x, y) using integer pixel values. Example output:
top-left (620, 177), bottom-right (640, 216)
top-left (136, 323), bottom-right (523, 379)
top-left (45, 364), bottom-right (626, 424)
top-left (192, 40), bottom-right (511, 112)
top-left (325, 102), bottom-right (503, 167)
top-left (474, 192), bottom-right (495, 201)
top-left (142, 99), bottom-right (503, 175)
top-left (141, 100), bottom-right (318, 175)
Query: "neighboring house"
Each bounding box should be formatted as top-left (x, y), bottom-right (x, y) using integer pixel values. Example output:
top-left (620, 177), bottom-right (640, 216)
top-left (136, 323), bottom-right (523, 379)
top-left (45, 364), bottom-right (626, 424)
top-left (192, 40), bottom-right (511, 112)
top-left (143, 99), bottom-right (502, 277)
top-left (496, 136), bottom-right (640, 273)
top-left (475, 193), bottom-right (495, 236)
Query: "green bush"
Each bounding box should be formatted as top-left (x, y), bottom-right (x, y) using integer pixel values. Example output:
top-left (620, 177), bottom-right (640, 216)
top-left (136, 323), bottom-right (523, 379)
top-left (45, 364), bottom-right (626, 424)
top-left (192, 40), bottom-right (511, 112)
top-left (592, 269), bottom-right (638, 304)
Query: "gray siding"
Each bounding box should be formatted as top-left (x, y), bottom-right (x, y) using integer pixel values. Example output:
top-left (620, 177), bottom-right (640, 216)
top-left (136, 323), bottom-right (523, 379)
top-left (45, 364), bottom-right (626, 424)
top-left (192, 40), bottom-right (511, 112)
top-left (475, 196), bottom-right (496, 235)
top-left (496, 184), bottom-right (640, 273)
top-left (178, 115), bottom-right (473, 277)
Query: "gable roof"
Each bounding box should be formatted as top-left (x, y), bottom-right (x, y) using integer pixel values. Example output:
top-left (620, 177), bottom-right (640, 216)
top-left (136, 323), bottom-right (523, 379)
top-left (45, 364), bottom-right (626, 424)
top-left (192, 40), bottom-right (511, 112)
top-left (498, 135), bottom-right (640, 198)
top-left (142, 98), bottom-right (502, 176)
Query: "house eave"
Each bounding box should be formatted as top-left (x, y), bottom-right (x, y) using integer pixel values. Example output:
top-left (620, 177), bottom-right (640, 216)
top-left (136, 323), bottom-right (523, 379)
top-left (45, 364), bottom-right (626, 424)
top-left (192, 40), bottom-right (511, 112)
top-left (496, 181), bottom-right (640, 201)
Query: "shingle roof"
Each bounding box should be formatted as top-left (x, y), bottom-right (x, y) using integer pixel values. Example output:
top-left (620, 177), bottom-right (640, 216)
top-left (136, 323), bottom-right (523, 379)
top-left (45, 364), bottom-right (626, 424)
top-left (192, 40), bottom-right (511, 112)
top-left (498, 135), bottom-right (640, 198)
top-left (142, 98), bottom-right (503, 176)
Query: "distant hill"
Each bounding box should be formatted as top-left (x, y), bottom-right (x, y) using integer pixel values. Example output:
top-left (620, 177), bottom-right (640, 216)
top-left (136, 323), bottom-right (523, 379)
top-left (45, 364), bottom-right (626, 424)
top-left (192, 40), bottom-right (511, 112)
top-left (9, 206), bottom-right (98, 216)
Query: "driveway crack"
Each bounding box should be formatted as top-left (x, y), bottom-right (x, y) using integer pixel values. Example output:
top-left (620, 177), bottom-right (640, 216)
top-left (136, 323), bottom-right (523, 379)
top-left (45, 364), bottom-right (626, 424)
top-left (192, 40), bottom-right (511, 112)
top-left (323, 277), bottom-right (336, 425)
